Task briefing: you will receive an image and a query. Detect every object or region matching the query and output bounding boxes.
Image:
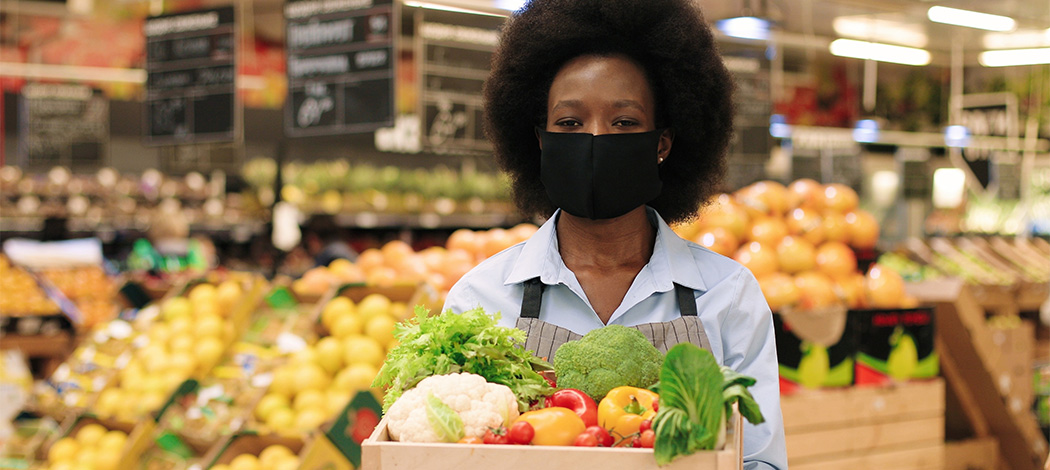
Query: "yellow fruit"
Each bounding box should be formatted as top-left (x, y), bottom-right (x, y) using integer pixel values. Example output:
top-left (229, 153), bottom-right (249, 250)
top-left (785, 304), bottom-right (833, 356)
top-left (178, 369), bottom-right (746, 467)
top-left (389, 302), bottom-right (411, 321)
top-left (229, 453), bottom-right (259, 470)
top-left (357, 294), bottom-right (391, 324)
top-left (364, 315), bottom-right (397, 348)
top-left (333, 363), bottom-right (379, 392)
top-left (343, 336), bottom-right (385, 368)
top-left (293, 363), bottom-right (331, 394)
top-left (321, 297), bottom-right (356, 330)
top-left (293, 389), bottom-right (326, 412)
top-left (258, 444), bottom-right (295, 470)
top-left (161, 297), bottom-right (192, 321)
top-left (50, 462), bottom-right (77, 470)
top-left (326, 389), bottom-right (350, 415)
top-left (98, 430), bottom-right (127, 451)
top-left (195, 336), bottom-right (225, 372)
top-left (169, 333), bottom-right (196, 352)
top-left (188, 283), bottom-right (218, 307)
top-left (294, 407), bottom-right (329, 432)
top-left (148, 323), bottom-right (172, 345)
top-left (167, 316), bottom-right (193, 337)
top-left (272, 456), bottom-right (300, 470)
top-left (266, 406), bottom-right (295, 430)
top-left (94, 389), bottom-right (123, 418)
top-left (256, 393), bottom-right (291, 421)
top-left (140, 391), bottom-right (168, 414)
top-left (47, 437), bottom-right (79, 463)
top-left (168, 351), bottom-right (198, 375)
top-left (290, 348), bottom-right (319, 365)
top-left (216, 280), bottom-right (242, 312)
top-left (77, 448), bottom-right (98, 469)
top-left (314, 337), bottom-right (345, 374)
top-left (330, 314), bottom-right (363, 339)
top-left (75, 423), bottom-right (108, 446)
top-left (94, 451), bottom-right (120, 470)
top-left (212, 465), bottom-right (232, 470)
top-left (269, 367), bottom-right (296, 398)
top-left (196, 314), bottom-right (225, 339)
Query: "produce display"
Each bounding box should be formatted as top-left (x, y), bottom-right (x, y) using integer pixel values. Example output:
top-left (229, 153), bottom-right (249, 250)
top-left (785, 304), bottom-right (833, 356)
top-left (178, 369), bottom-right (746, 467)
top-left (39, 423), bottom-right (129, 470)
top-left (898, 236), bottom-right (1050, 286)
top-left (37, 265), bottom-right (119, 328)
top-left (675, 179), bottom-right (913, 312)
top-left (0, 256), bottom-right (59, 316)
top-left (209, 444), bottom-right (301, 470)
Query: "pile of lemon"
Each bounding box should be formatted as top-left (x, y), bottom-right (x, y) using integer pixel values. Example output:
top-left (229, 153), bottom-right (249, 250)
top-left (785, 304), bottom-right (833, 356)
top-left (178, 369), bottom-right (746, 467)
top-left (252, 293), bottom-right (405, 435)
top-left (210, 444), bottom-right (300, 470)
top-left (93, 281), bottom-right (243, 420)
top-left (41, 423), bottom-right (126, 470)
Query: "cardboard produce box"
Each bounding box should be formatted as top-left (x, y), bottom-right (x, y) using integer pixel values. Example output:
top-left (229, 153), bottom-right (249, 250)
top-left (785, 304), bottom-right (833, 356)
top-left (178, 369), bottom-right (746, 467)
top-left (773, 308), bottom-right (855, 393)
top-left (361, 406), bottom-right (744, 470)
top-left (853, 307), bottom-right (938, 385)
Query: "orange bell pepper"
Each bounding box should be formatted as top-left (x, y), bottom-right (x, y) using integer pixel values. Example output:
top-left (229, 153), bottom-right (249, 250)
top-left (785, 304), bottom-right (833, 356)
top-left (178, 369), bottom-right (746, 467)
top-left (514, 407), bottom-right (586, 446)
top-left (597, 386), bottom-right (659, 445)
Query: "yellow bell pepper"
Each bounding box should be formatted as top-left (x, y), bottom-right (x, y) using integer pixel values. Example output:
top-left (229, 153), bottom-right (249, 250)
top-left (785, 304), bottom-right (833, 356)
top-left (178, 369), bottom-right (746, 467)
top-left (597, 386), bottom-right (658, 445)
top-left (515, 406), bottom-right (586, 446)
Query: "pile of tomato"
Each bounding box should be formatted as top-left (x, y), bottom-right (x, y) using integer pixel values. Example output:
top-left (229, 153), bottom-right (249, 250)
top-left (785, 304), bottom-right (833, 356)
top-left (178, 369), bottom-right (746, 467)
top-left (458, 386), bottom-right (658, 448)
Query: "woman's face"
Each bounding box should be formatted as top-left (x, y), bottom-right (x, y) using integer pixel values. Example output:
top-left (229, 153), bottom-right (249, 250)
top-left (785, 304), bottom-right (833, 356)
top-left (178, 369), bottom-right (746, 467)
top-left (543, 54), bottom-right (671, 158)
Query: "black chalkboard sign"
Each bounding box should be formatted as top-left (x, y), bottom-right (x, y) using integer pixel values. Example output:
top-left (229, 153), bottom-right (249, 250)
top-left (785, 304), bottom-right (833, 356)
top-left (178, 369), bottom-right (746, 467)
top-left (284, 0), bottom-right (396, 137)
top-left (18, 83), bottom-right (108, 170)
top-left (417, 9), bottom-right (501, 155)
top-left (144, 6), bottom-right (237, 145)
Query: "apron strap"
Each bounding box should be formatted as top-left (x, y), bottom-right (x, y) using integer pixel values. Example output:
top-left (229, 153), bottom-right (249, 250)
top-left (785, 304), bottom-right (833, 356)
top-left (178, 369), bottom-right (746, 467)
top-left (674, 282), bottom-right (698, 316)
top-left (520, 277), bottom-right (545, 319)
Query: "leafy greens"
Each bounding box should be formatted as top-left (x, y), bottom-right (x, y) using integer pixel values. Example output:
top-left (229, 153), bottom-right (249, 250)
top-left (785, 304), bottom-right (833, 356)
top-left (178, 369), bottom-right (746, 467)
top-left (652, 343), bottom-right (766, 466)
top-left (425, 392), bottom-right (465, 442)
top-left (372, 306), bottom-right (553, 412)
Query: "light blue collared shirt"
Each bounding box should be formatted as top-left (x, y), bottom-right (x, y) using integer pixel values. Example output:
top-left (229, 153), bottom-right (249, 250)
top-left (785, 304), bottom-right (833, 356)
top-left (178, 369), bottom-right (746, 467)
top-left (443, 207), bottom-right (788, 470)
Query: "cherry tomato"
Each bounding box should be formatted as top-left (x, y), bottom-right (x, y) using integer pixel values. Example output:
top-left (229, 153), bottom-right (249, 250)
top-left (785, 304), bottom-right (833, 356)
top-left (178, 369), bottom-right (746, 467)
top-left (639, 430), bottom-right (655, 448)
top-left (483, 427), bottom-right (510, 445)
top-left (652, 401), bottom-right (659, 412)
top-left (584, 426), bottom-right (614, 447)
top-left (458, 436), bottom-right (483, 444)
top-left (639, 419), bottom-right (652, 433)
top-left (508, 421), bottom-right (535, 445)
top-left (573, 432), bottom-right (598, 447)
top-left (630, 436), bottom-right (642, 448)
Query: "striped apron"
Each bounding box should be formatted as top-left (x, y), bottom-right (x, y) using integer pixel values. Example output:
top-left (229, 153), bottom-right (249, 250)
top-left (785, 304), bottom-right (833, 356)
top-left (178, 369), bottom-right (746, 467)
top-left (514, 277), bottom-right (713, 360)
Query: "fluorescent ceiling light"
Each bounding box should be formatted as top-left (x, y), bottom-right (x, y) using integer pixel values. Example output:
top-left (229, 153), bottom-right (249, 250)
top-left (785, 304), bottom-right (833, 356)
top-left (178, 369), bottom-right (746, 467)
top-left (983, 28), bottom-right (1050, 49)
top-left (944, 125), bottom-right (971, 147)
top-left (716, 16), bottom-right (771, 41)
top-left (402, 1), bottom-right (507, 18)
top-left (927, 6), bottom-right (1015, 32)
top-left (829, 39), bottom-right (931, 66)
top-left (832, 16), bottom-right (927, 48)
top-left (494, 0), bottom-right (527, 11)
top-left (978, 48), bottom-right (1050, 67)
top-left (933, 168), bottom-right (966, 209)
top-left (852, 119), bottom-right (880, 143)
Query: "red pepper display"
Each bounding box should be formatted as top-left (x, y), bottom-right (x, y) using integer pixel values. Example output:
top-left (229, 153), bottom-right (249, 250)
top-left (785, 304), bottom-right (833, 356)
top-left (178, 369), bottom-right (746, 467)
top-left (544, 388), bottom-right (599, 428)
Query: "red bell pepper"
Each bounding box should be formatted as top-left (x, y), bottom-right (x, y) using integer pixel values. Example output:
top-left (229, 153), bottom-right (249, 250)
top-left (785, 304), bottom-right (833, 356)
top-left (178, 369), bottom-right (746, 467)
top-left (544, 388), bottom-right (598, 428)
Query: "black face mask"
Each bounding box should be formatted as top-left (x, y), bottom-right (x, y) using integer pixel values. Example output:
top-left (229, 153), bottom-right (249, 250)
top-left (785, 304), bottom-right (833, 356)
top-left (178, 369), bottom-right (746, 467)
top-left (537, 128), bottom-right (664, 219)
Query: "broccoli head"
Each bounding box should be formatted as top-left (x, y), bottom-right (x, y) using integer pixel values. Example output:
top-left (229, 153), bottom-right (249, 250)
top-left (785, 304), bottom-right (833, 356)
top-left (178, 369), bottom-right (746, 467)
top-left (552, 325), bottom-right (663, 401)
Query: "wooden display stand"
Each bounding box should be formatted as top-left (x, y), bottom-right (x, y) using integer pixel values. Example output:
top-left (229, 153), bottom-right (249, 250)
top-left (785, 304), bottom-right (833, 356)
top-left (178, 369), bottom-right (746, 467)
top-left (907, 279), bottom-right (1048, 470)
top-left (0, 332), bottom-right (74, 378)
top-left (781, 380), bottom-right (945, 470)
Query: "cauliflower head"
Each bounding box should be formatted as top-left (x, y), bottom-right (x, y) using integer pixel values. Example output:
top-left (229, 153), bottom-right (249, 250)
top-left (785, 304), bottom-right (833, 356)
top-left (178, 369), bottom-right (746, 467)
top-left (553, 325), bottom-right (663, 402)
top-left (385, 373), bottom-right (520, 442)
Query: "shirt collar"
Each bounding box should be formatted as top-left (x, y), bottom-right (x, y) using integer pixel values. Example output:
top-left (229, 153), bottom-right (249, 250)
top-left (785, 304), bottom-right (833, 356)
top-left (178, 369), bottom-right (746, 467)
top-left (504, 207), bottom-right (708, 293)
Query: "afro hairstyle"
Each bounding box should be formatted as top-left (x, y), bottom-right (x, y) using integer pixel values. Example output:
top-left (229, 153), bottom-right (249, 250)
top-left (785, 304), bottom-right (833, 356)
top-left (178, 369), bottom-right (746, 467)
top-left (483, 0), bottom-right (735, 224)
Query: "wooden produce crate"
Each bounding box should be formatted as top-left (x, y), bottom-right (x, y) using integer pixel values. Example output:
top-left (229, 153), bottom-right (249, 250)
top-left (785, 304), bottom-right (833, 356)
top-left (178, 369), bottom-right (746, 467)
top-left (781, 379), bottom-right (945, 470)
top-left (943, 437), bottom-right (998, 470)
top-left (202, 432), bottom-right (305, 468)
top-left (40, 414), bottom-right (155, 470)
top-left (362, 407), bottom-right (743, 470)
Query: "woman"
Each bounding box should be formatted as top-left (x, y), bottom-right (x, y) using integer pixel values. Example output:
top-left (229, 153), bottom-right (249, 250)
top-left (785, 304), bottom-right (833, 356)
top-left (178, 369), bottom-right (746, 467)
top-left (443, 0), bottom-right (786, 468)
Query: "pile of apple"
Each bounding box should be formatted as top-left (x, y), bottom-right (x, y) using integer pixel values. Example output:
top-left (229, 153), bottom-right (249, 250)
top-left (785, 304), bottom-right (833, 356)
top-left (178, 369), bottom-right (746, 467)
top-left (40, 423), bottom-right (128, 470)
top-left (252, 293), bottom-right (405, 436)
top-left (93, 282), bottom-right (244, 421)
top-left (293, 225), bottom-right (538, 298)
top-left (677, 179), bottom-right (915, 311)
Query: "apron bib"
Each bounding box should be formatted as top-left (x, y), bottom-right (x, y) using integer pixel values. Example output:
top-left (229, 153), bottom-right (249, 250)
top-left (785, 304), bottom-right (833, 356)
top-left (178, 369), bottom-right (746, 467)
top-left (514, 277), bottom-right (712, 361)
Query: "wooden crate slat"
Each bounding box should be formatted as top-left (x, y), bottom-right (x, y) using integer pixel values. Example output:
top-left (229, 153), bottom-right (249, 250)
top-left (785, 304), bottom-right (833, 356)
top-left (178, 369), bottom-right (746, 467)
top-left (780, 380), bottom-right (945, 433)
top-left (789, 443), bottom-right (945, 470)
top-left (785, 416), bottom-right (943, 462)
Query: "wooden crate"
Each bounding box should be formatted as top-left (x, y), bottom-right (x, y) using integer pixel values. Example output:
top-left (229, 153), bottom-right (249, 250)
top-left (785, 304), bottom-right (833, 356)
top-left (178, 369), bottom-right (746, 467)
top-left (362, 408), bottom-right (743, 470)
top-left (944, 437), bottom-right (998, 470)
top-left (781, 379), bottom-right (945, 470)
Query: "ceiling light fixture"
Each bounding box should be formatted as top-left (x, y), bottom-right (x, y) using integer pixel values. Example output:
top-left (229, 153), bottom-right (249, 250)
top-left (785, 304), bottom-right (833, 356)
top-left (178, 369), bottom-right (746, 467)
top-left (716, 16), bottom-right (772, 41)
top-left (927, 6), bottom-right (1015, 32)
top-left (402, 1), bottom-right (507, 18)
top-left (978, 48), bottom-right (1050, 67)
top-left (829, 39), bottom-right (931, 66)
top-left (832, 16), bottom-right (928, 48)
top-left (983, 29), bottom-right (1050, 49)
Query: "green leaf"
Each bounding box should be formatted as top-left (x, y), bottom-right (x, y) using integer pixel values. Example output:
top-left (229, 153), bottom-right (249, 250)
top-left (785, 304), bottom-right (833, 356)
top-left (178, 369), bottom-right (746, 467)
top-left (723, 384), bottom-right (765, 425)
top-left (652, 343), bottom-right (723, 466)
top-left (425, 392), bottom-right (465, 443)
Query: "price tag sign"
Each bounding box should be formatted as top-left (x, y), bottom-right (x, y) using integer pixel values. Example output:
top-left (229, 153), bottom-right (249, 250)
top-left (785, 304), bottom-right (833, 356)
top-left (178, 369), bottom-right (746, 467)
top-left (144, 6), bottom-right (237, 145)
top-left (285, 0), bottom-right (396, 137)
top-left (18, 83), bottom-right (108, 170)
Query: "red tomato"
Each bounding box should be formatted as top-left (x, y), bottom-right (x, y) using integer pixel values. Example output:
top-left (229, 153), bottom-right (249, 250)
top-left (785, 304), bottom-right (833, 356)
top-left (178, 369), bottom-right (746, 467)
top-left (652, 401), bottom-right (659, 412)
top-left (573, 432), bottom-right (598, 447)
top-left (630, 436), bottom-right (642, 448)
top-left (584, 426), bottom-right (614, 447)
top-left (508, 421), bottom-right (535, 445)
top-left (483, 427), bottom-right (509, 445)
top-left (639, 419), bottom-right (652, 433)
top-left (639, 430), bottom-right (655, 448)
